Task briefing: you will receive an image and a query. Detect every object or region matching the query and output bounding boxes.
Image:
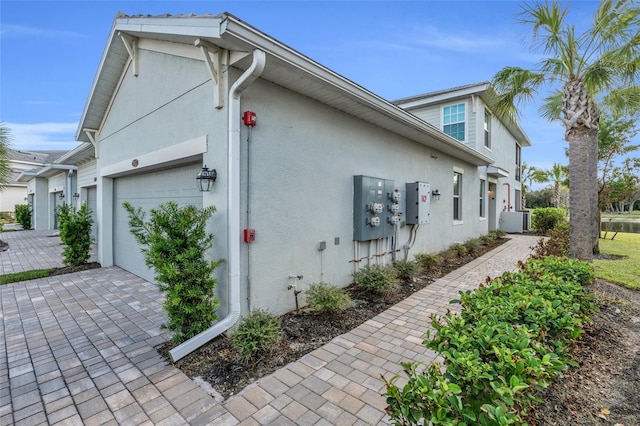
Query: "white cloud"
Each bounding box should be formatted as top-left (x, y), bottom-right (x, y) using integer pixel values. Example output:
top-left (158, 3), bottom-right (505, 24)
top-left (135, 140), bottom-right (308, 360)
top-left (5, 122), bottom-right (79, 151)
top-left (0, 24), bottom-right (83, 39)
top-left (409, 24), bottom-right (507, 53)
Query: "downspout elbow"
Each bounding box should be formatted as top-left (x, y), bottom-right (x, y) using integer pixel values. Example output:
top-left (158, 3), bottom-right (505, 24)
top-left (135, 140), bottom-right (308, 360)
top-left (169, 49), bottom-right (266, 363)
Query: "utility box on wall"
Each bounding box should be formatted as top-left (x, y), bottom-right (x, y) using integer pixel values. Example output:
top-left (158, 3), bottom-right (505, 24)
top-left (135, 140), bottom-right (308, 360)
top-left (353, 175), bottom-right (395, 241)
top-left (406, 182), bottom-right (431, 224)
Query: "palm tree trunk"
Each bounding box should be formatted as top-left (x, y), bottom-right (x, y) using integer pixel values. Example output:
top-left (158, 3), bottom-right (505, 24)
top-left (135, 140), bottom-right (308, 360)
top-left (568, 129), bottom-right (595, 261)
top-left (554, 181), bottom-right (560, 208)
top-left (590, 132), bottom-right (600, 254)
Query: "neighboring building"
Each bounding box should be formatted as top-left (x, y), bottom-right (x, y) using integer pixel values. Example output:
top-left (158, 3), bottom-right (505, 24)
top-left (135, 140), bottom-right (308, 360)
top-left (393, 82), bottom-right (531, 233)
top-left (1, 149), bottom-right (65, 220)
top-left (45, 12), bottom-right (530, 359)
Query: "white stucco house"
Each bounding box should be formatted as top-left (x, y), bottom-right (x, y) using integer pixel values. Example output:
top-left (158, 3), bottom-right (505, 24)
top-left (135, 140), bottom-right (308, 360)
top-left (16, 145), bottom-right (96, 231)
top-left (3, 149), bottom-right (65, 222)
top-left (17, 12), bottom-right (532, 360)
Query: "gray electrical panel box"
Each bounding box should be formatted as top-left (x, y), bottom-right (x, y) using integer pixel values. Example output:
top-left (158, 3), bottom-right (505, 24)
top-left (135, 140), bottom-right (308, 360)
top-left (406, 182), bottom-right (431, 224)
top-left (353, 175), bottom-right (397, 241)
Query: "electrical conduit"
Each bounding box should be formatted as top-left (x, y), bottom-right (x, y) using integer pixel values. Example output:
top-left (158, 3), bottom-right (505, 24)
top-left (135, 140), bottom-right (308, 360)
top-left (170, 49), bottom-right (266, 362)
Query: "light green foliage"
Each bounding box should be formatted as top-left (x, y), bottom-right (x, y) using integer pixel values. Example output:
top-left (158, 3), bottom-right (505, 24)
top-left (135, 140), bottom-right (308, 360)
top-left (232, 309), bottom-right (281, 360)
top-left (414, 253), bottom-right (444, 273)
top-left (305, 282), bottom-right (352, 313)
top-left (449, 243), bottom-right (468, 258)
top-left (595, 232), bottom-right (640, 290)
top-left (14, 204), bottom-right (31, 229)
top-left (123, 201), bottom-right (222, 343)
top-left (463, 238), bottom-right (482, 256)
top-left (384, 256), bottom-right (597, 425)
top-left (0, 123), bottom-right (10, 189)
top-left (59, 203), bottom-right (94, 266)
top-left (532, 221), bottom-right (570, 258)
top-left (393, 260), bottom-right (418, 281)
top-left (55, 203), bottom-right (73, 242)
top-left (353, 264), bottom-right (397, 293)
top-left (489, 229), bottom-right (507, 239)
top-left (531, 208), bottom-right (567, 233)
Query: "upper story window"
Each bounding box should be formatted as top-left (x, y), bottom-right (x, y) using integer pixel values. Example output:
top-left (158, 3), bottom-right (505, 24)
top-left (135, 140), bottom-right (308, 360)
top-left (443, 103), bottom-right (466, 142)
top-left (453, 171), bottom-right (462, 221)
top-left (479, 179), bottom-right (486, 218)
top-left (515, 143), bottom-right (522, 181)
top-left (484, 110), bottom-right (491, 149)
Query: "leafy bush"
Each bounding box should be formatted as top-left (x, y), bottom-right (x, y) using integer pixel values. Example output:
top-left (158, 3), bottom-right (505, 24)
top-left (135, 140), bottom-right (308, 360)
top-left (55, 203), bottom-right (73, 241)
top-left (123, 201), bottom-right (222, 343)
top-left (59, 203), bottom-right (93, 266)
top-left (384, 256), bottom-right (597, 425)
top-left (531, 207), bottom-right (567, 234)
top-left (532, 221), bottom-right (570, 258)
top-left (353, 264), bottom-right (396, 293)
top-left (464, 237), bottom-right (482, 255)
top-left (414, 253), bottom-right (443, 273)
top-left (15, 204), bottom-right (31, 229)
top-left (232, 309), bottom-right (281, 360)
top-left (489, 228), bottom-right (507, 239)
top-left (305, 282), bottom-right (352, 312)
top-left (393, 259), bottom-right (417, 281)
top-left (450, 243), bottom-right (468, 258)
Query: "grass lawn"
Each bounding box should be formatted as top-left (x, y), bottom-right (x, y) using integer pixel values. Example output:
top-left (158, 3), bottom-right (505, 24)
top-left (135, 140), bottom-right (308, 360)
top-left (595, 232), bottom-right (640, 290)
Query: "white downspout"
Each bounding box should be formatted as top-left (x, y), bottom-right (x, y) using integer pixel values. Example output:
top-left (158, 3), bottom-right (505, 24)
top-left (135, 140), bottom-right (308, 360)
top-left (170, 49), bottom-right (266, 362)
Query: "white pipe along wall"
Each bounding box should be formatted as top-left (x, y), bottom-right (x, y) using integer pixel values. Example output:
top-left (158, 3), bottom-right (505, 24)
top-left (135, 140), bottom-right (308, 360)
top-left (170, 49), bottom-right (266, 362)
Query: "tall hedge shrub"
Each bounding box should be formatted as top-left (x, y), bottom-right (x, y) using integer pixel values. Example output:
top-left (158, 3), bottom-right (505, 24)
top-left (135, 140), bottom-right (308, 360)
top-left (59, 203), bottom-right (94, 266)
top-left (123, 201), bottom-right (222, 343)
top-left (15, 204), bottom-right (31, 229)
top-left (531, 207), bottom-right (566, 234)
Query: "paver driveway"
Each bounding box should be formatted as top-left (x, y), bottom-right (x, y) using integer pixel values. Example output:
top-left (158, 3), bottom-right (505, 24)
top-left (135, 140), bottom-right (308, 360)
top-left (1, 232), bottom-right (540, 425)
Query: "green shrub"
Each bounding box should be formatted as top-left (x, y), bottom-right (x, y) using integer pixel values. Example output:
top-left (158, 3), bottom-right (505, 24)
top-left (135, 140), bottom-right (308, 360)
top-left (305, 282), bottom-right (352, 312)
top-left (464, 237), bottom-right (482, 255)
top-left (533, 221), bottom-right (570, 258)
top-left (414, 253), bottom-right (443, 273)
top-left (353, 264), bottom-right (396, 293)
top-left (489, 228), bottom-right (507, 239)
top-left (384, 256), bottom-right (597, 425)
top-left (15, 204), bottom-right (31, 229)
top-left (123, 201), bottom-right (222, 343)
top-left (59, 203), bottom-right (94, 266)
top-left (450, 243), bottom-right (468, 257)
top-left (232, 309), bottom-right (281, 360)
top-left (531, 207), bottom-right (567, 234)
top-left (55, 203), bottom-right (73, 241)
top-left (393, 259), bottom-right (417, 281)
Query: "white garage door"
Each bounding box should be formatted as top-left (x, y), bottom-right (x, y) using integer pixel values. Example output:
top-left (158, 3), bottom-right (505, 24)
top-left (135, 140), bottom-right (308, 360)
top-left (113, 163), bottom-right (203, 282)
top-left (86, 186), bottom-right (98, 243)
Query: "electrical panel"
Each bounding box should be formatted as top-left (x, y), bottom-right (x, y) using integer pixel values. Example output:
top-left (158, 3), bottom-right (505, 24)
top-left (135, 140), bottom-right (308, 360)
top-left (353, 175), bottom-right (400, 241)
top-left (406, 182), bottom-right (431, 224)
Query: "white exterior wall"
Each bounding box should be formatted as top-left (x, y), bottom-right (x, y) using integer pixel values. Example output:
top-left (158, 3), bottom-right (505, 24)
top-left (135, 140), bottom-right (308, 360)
top-left (97, 45), bottom-right (493, 317)
top-left (77, 160), bottom-right (97, 189)
top-left (0, 186), bottom-right (26, 213)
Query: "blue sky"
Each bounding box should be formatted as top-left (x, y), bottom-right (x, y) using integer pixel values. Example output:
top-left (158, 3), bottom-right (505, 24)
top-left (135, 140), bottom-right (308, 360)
top-left (0, 0), bottom-right (616, 180)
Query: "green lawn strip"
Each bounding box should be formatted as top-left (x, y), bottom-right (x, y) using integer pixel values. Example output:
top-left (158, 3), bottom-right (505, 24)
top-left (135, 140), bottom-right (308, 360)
top-left (595, 232), bottom-right (640, 290)
top-left (0, 268), bottom-right (57, 285)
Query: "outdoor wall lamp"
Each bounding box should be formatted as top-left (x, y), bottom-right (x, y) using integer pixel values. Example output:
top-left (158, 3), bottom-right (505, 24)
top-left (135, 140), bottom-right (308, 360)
top-left (58, 193), bottom-right (65, 200)
top-left (196, 165), bottom-right (217, 192)
top-left (432, 189), bottom-right (441, 200)
top-left (72, 192), bottom-right (80, 200)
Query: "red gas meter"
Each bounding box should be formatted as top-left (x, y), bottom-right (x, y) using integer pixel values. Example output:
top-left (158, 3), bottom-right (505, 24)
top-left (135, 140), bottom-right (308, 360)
top-left (243, 111), bottom-right (257, 127)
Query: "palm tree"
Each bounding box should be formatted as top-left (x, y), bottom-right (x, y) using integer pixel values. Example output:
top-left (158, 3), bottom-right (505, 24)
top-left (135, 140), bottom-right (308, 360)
top-left (533, 162), bottom-right (568, 208)
top-left (520, 162), bottom-right (538, 208)
top-left (491, 0), bottom-right (640, 261)
top-left (0, 123), bottom-right (11, 190)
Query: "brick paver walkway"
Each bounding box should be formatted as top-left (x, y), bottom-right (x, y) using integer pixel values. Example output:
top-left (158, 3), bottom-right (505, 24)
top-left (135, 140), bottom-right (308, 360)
top-left (0, 233), bottom-right (540, 425)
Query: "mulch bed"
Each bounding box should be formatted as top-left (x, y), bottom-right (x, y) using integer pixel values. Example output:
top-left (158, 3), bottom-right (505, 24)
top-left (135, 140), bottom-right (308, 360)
top-left (160, 237), bottom-right (509, 400)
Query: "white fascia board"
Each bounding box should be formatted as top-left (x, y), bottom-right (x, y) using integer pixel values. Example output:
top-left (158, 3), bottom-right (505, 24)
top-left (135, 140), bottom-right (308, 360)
top-left (35, 164), bottom-right (78, 178)
top-left (398, 84), bottom-right (489, 110)
top-left (54, 143), bottom-right (95, 165)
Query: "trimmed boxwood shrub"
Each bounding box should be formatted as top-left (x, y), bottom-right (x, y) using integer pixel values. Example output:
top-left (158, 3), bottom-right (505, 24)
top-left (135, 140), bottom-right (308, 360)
top-left (531, 207), bottom-right (567, 234)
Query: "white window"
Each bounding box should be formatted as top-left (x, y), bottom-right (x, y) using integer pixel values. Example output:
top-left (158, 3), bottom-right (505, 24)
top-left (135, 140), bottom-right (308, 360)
top-left (484, 110), bottom-right (491, 149)
top-left (515, 144), bottom-right (522, 181)
top-left (479, 179), bottom-right (486, 218)
top-left (453, 172), bottom-right (462, 220)
top-left (443, 103), bottom-right (466, 142)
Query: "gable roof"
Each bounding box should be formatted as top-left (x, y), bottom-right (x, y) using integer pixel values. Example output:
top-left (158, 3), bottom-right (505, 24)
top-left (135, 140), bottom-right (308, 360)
top-left (76, 12), bottom-right (494, 166)
top-left (393, 82), bottom-right (532, 147)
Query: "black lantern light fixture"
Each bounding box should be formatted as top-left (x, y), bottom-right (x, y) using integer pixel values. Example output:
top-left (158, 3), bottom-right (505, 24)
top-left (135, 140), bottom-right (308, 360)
top-left (431, 189), bottom-right (441, 200)
top-left (72, 192), bottom-right (80, 200)
top-left (58, 192), bottom-right (65, 200)
top-left (196, 165), bottom-right (217, 192)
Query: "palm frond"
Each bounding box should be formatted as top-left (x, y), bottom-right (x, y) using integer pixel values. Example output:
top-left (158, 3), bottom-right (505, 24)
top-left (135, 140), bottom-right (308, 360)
top-left (539, 91), bottom-right (563, 121)
top-left (490, 67), bottom-right (546, 120)
top-left (602, 86), bottom-right (640, 118)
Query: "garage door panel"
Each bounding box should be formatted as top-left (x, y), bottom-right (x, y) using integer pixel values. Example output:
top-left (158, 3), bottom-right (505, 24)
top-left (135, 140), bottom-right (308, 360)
top-left (86, 186), bottom-right (97, 243)
top-left (113, 163), bottom-right (203, 282)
